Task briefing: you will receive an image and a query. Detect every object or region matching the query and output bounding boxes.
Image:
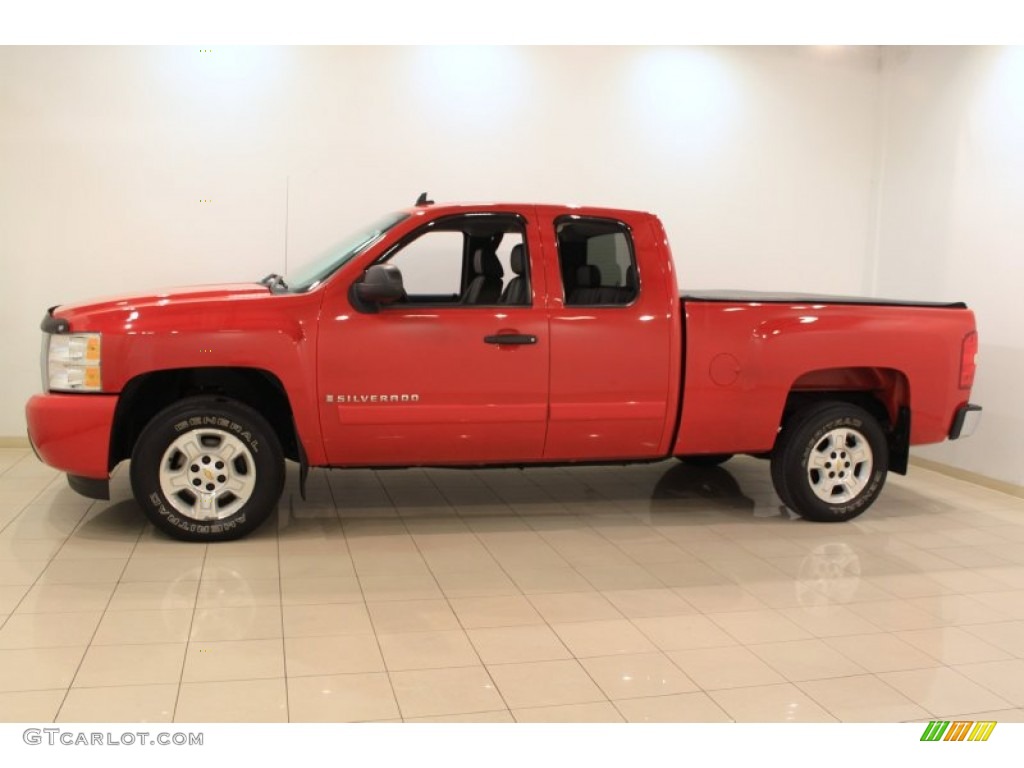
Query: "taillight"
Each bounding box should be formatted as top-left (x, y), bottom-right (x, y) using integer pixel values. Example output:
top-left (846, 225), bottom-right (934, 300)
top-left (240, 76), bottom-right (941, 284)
top-left (960, 331), bottom-right (978, 389)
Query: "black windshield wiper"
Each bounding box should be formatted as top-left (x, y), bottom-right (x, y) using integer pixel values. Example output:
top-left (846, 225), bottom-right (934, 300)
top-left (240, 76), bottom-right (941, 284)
top-left (260, 273), bottom-right (289, 294)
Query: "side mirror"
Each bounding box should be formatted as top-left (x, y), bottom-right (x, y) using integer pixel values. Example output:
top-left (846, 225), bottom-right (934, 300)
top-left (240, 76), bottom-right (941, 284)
top-left (351, 264), bottom-right (405, 311)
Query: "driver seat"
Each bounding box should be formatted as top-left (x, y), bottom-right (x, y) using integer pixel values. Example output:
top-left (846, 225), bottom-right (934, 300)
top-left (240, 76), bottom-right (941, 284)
top-left (499, 244), bottom-right (529, 305)
top-left (461, 248), bottom-right (504, 304)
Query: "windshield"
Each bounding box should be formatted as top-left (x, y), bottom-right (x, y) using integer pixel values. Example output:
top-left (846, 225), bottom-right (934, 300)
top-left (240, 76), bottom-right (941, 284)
top-left (285, 211), bottom-right (409, 292)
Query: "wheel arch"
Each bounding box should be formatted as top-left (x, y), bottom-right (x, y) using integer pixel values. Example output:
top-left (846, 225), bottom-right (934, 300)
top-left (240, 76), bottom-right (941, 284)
top-left (781, 366), bottom-right (911, 475)
top-left (109, 367), bottom-right (301, 470)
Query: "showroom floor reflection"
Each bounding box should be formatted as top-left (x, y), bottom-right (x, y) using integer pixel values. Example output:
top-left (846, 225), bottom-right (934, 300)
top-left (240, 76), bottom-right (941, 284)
top-left (1, 447), bottom-right (1023, 723)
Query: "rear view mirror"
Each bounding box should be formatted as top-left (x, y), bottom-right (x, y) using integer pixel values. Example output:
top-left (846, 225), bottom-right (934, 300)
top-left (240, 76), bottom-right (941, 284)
top-left (352, 264), bottom-right (405, 311)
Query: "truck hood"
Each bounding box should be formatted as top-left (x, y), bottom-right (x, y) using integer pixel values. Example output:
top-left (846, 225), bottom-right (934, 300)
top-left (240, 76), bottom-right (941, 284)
top-left (52, 283), bottom-right (274, 332)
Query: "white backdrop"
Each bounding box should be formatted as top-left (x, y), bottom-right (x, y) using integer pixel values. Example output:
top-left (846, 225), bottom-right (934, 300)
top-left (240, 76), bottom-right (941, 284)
top-left (0, 46), bottom-right (1019, 486)
top-left (872, 47), bottom-right (1024, 487)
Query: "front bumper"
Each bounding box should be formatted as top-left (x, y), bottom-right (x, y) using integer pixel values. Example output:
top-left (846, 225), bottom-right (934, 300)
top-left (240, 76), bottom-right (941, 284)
top-left (949, 403), bottom-right (982, 440)
top-left (25, 393), bottom-right (118, 480)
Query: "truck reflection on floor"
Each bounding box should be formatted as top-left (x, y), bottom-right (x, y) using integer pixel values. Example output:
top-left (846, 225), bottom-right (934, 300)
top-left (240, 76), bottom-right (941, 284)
top-left (796, 542), bottom-right (863, 606)
top-left (78, 461), bottom-right (865, 610)
top-left (650, 462), bottom-right (863, 607)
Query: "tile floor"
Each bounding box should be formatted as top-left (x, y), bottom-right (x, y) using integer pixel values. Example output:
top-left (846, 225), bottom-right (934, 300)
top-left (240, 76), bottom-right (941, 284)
top-left (0, 446), bottom-right (1023, 723)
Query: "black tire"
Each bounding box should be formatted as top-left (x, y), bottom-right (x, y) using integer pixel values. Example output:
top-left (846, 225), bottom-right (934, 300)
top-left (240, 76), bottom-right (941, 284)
top-left (129, 396), bottom-right (285, 542)
top-left (770, 401), bottom-right (888, 523)
top-left (677, 454), bottom-right (734, 467)
top-left (769, 443), bottom-right (797, 512)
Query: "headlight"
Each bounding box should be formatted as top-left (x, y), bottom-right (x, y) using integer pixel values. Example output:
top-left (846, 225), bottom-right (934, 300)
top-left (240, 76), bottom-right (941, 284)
top-left (43, 332), bottom-right (102, 392)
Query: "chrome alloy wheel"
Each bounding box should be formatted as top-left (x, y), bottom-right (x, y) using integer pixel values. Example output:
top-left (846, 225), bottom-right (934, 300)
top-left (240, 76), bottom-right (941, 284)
top-left (158, 429), bottom-right (257, 521)
top-left (806, 427), bottom-right (874, 504)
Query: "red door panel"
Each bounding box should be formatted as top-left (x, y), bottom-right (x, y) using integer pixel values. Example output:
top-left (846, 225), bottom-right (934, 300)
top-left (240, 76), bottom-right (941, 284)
top-left (320, 307), bottom-right (548, 465)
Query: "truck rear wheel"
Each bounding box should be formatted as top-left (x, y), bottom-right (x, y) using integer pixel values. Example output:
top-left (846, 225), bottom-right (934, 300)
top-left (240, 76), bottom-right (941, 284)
top-left (770, 401), bottom-right (888, 522)
top-left (129, 396), bottom-right (285, 542)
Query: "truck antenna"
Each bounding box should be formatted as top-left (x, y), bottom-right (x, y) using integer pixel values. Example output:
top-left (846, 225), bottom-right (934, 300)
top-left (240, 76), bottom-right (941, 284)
top-left (415, 192), bottom-right (434, 206)
top-left (284, 175), bottom-right (290, 275)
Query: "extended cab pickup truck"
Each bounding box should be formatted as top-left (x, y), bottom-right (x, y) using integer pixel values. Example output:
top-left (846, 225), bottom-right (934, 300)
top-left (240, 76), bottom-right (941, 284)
top-left (26, 198), bottom-right (982, 541)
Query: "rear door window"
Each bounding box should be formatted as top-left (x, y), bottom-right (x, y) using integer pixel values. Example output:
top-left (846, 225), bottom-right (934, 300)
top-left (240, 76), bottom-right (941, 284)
top-left (556, 217), bottom-right (638, 306)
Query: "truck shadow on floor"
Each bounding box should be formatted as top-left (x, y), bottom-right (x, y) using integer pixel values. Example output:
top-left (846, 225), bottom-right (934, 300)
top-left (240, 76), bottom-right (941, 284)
top-left (62, 498), bottom-right (146, 541)
top-left (298, 460), bottom-right (791, 527)
top-left (650, 462), bottom-right (760, 510)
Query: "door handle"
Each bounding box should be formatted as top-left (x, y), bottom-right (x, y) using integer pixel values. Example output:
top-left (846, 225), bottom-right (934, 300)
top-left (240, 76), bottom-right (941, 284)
top-left (484, 334), bottom-right (537, 345)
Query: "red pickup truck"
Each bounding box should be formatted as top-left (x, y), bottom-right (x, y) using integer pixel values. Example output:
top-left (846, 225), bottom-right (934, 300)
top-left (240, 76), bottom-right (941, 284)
top-left (26, 198), bottom-right (982, 541)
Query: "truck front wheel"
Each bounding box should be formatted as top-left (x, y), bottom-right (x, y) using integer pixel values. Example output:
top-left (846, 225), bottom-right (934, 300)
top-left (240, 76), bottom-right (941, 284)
top-left (129, 396), bottom-right (285, 542)
top-left (770, 401), bottom-right (888, 523)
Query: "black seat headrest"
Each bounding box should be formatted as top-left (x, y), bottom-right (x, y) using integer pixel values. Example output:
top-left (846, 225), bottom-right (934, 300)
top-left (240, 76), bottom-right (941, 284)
top-left (625, 265), bottom-right (638, 289)
top-left (576, 265), bottom-right (600, 288)
top-left (473, 249), bottom-right (504, 279)
top-left (509, 244), bottom-right (525, 276)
